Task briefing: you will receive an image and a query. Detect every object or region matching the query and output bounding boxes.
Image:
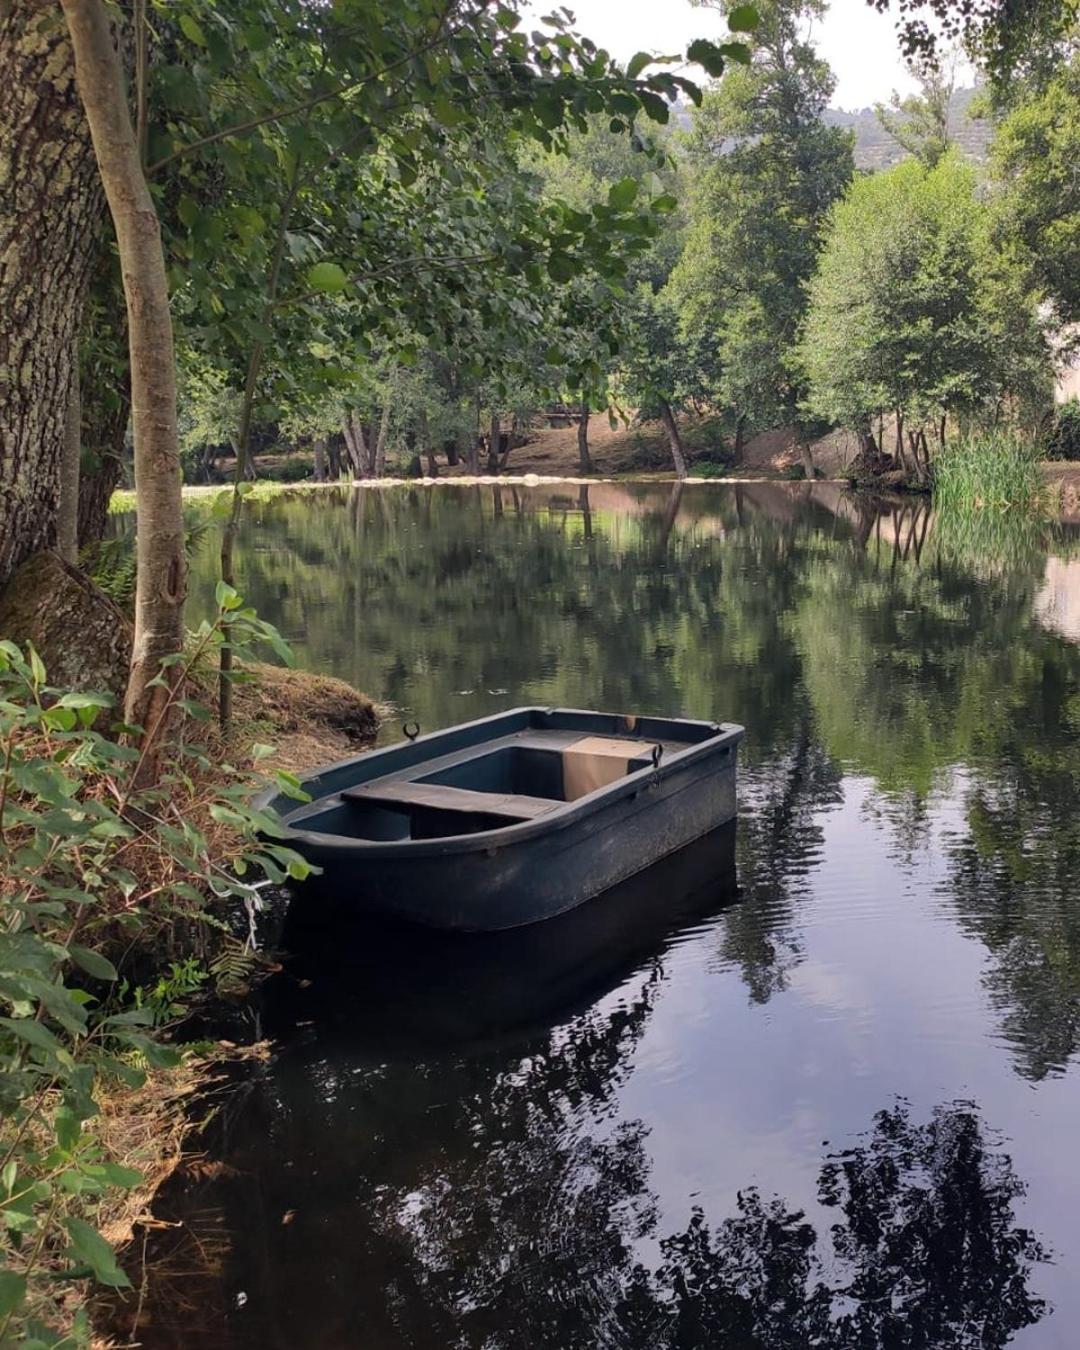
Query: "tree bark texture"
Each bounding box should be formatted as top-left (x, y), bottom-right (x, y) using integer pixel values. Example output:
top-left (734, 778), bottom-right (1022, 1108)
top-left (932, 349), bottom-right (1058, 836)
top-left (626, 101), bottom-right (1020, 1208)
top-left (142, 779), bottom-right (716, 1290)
top-left (62, 0), bottom-right (186, 773)
top-left (0, 0), bottom-right (104, 586)
top-left (657, 399), bottom-right (688, 479)
top-left (57, 355), bottom-right (81, 563)
top-left (313, 437), bottom-right (327, 482)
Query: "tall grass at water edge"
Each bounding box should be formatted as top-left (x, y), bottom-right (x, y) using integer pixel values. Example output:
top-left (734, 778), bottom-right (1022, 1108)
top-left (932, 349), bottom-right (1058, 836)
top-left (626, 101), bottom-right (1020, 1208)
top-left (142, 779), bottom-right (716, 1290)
top-left (933, 431), bottom-right (1044, 510)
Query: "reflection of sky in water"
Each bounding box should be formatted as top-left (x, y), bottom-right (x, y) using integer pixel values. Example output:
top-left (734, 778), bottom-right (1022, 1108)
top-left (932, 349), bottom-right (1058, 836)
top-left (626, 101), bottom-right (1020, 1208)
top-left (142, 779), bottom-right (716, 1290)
top-left (619, 779), bottom-right (1080, 1347)
top-left (136, 484), bottom-right (1080, 1348)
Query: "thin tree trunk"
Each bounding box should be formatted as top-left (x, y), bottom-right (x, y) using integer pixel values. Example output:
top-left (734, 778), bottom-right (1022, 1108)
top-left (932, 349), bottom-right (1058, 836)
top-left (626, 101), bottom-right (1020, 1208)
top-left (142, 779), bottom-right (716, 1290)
top-left (77, 251), bottom-right (130, 547)
top-left (577, 395), bottom-right (593, 475)
top-left (657, 399), bottom-right (688, 479)
top-left (733, 413), bottom-right (747, 462)
top-left (487, 412), bottom-right (500, 474)
top-left (57, 356), bottom-right (81, 564)
top-left (313, 437), bottom-right (327, 482)
top-left (374, 404), bottom-right (391, 478)
top-left (799, 437), bottom-right (815, 481)
top-left (327, 438), bottom-right (342, 480)
top-left (895, 410), bottom-right (907, 473)
top-left (63, 0), bottom-right (185, 779)
top-left (0, 0), bottom-right (103, 585)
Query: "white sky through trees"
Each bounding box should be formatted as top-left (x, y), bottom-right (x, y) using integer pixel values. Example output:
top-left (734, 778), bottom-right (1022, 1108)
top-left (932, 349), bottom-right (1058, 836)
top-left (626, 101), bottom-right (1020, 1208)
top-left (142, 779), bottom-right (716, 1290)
top-left (521, 0), bottom-right (923, 109)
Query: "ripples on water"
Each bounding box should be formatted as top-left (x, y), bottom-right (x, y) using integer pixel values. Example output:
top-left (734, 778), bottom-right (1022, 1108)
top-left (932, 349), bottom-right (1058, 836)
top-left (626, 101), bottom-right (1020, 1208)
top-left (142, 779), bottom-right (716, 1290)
top-left (121, 484), bottom-right (1080, 1347)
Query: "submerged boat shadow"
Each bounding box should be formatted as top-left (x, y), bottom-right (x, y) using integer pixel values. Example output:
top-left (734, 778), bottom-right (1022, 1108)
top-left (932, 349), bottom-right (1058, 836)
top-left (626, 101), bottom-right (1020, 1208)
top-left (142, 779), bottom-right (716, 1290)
top-left (269, 821), bottom-right (739, 1054)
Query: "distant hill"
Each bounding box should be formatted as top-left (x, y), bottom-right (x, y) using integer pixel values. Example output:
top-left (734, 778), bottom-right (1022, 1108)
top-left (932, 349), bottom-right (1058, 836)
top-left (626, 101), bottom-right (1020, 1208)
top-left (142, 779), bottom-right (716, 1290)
top-left (824, 86), bottom-right (991, 170)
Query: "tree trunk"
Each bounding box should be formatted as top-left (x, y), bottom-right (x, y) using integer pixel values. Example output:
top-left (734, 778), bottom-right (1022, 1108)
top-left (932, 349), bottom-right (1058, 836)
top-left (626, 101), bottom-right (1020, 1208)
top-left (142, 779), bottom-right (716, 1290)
top-left (57, 356), bottom-right (82, 564)
top-left (733, 413), bottom-right (747, 463)
top-left (313, 437), bottom-right (327, 482)
top-left (798, 434), bottom-right (816, 481)
top-left (374, 404), bottom-right (390, 478)
top-left (895, 410), bottom-right (907, 472)
top-left (0, 0), bottom-right (103, 586)
top-left (343, 413), bottom-right (367, 479)
top-left (577, 395), bottom-right (593, 475)
top-left (657, 399), bottom-right (688, 479)
top-left (327, 438), bottom-right (342, 480)
top-left (77, 245), bottom-right (131, 547)
top-left (63, 0), bottom-right (186, 777)
top-left (486, 412), bottom-right (501, 473)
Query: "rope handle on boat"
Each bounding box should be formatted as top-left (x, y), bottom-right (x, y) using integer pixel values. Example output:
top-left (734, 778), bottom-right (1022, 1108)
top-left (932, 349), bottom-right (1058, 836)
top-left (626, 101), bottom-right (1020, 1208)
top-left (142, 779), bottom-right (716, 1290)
top-left (649, 741), bottom-right (663, 789)
top-left (403, 721), bottom-right (421, 742)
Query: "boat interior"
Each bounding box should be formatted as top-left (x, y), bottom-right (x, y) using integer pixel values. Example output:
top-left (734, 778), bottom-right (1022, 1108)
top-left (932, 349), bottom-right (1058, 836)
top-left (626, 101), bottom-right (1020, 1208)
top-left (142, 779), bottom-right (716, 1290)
top-left (282, 714), bottom-right (730, 843)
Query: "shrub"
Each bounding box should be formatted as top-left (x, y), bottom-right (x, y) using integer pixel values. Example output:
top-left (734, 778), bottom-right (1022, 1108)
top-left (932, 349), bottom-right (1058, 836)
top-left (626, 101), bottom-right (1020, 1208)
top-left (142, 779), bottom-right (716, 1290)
top-left (1046, 399), bottom-right (1080, 461)
top-left (0, 594), bottom-right (310, 1341)
top-left (932, 431), bottom-right (1043, 509)
top-left (689, 460), bottom-right (731, 480)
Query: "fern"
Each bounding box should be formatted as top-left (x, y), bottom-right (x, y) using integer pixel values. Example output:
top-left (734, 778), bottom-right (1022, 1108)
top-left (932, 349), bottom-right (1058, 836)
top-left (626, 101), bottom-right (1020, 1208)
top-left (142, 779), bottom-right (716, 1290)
top-left (210, 937), bottom-right (257, 996)
top-left (83, 519), bottom-right (212, 612)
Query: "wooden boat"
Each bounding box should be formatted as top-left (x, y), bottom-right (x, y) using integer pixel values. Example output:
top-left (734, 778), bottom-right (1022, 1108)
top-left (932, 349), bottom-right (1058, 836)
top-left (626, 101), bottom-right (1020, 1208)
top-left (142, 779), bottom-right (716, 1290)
top-left (256, 706), bottom-right (744, 931)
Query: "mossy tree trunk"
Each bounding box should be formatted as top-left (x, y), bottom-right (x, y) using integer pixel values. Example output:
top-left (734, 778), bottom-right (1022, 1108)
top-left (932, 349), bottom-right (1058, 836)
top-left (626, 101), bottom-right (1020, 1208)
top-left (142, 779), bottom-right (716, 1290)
top-left (62, 0), bottom-right (185, 779)
top-left (0, 0), bottom-right (103, 586)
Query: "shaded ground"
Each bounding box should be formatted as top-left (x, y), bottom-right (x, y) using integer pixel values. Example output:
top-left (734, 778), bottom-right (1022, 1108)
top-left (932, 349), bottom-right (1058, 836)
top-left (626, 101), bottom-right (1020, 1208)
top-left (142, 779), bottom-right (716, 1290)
top-left (435, 415), bottom-right (858, 480)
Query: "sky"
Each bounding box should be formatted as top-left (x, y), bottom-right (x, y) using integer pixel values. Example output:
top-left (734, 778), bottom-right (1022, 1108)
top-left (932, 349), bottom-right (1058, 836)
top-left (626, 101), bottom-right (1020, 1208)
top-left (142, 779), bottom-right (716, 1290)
top-left (520, 0), bottom-right (925, 109)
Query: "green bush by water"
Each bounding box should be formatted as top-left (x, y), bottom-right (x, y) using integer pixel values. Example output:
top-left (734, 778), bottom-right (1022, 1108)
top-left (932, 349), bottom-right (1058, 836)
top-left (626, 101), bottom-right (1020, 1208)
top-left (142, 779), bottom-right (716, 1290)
top-left (1047, 399), bottom-right (1080, 461)
top-left (933, 432), bottom-right (1043, 510)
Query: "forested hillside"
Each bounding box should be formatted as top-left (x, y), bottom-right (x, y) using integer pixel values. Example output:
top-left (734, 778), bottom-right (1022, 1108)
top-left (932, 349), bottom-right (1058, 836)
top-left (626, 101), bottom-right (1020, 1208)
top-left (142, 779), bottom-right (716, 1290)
top-left (826, 86), bottom-right (991, 168)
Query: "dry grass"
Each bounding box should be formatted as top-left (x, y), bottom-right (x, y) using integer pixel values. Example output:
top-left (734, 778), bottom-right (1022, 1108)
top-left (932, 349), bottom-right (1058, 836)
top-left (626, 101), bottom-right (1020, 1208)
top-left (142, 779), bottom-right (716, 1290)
top-left (4, 1044), bottom-right (269, 1346)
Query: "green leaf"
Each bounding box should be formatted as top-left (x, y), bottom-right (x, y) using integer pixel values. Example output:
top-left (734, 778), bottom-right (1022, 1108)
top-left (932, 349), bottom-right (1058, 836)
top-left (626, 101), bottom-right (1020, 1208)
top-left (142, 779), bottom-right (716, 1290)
top-left (0, 1017), bottom-right (63, 1056)
top-left (64, 1217), bottom-right (131, 1289)
top-left (178, 14), bottom-right (207, 46)
top-left (82, 1162), bottom-right (143, 1189)
top-left (28, 646), bottom-right (46, 689)
top-left (608, 178), bottom-right (639, 210)
top-left (68, 945), bottom-right (118, 983)
top-left (41, 706), bottom-right (77, 732)
top-left (719, 41), bottom-right (752, 64)
top-left (56, 692), bottom-right (113, 710)
top-left (306, 262), bottom-right (349, 294)
top-left (727, 4), bottom-right (759, 31)
top-left (686, 38), bottom-right (728, 77)
top-left (627, 51), bottom-right (652, 79)
top-left (177, 194), bottom-right (200, 229)
top-left (547, 252), bottom-right (578, 284)
top-left (215, 581), bottom-right (242, 611)
top-left (0, 1271), bottom-right (26, 1319)
top-left (55, 1104), bottom-right (81, 1153)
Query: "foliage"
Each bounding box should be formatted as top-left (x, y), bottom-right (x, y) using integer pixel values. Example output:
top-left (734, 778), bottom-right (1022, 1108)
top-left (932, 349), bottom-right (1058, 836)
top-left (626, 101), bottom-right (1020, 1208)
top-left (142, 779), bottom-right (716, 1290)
top-left (143, 0), bottom-right (742, 479)
top-left (1046, 397), bottom-right (1080, 461)
top-left (672, 0), bottom-right (854, 436)
top-left (932, 430), bottom-right (1044, 508)
top-left (799, 152), bottom-right (1051, 441)
top-left (993, 52), bottom-right (1080, 326)
top-left (874, 49), bottom-right (961, 168)
top-left (0, 592), bottom-right (311, 1342)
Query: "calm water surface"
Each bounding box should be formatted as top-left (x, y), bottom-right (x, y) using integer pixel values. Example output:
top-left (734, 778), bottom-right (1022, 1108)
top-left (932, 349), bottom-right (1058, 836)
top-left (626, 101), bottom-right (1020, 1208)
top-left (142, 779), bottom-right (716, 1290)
top-left (142, 483), bottom-right (1080, 1347)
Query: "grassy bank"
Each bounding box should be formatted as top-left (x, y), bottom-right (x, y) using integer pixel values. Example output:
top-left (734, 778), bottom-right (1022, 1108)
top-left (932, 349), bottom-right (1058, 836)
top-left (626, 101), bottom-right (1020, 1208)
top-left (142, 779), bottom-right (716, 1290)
top-left (933, 432), bottom-right (1046, 510)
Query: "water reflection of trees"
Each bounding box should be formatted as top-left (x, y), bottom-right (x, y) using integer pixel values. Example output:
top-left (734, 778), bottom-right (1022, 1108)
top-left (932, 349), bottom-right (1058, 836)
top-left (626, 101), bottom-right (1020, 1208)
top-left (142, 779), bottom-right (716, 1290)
top-left (147, 972), bottom-right (1048, 1350)
top-left (179, 484), bottom-right (1080, 1072)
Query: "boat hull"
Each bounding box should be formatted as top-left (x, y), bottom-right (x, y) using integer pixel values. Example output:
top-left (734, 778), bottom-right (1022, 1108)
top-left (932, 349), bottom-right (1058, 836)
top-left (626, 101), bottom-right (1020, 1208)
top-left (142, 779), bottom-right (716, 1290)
top-left (259, 707), bottom-right (743, 931)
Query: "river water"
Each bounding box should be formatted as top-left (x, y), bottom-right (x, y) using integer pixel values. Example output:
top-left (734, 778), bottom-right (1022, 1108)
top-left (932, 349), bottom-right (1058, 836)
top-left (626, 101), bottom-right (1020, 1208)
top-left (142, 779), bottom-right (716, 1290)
top-left (136, 482), bottom-right (1080, 1348)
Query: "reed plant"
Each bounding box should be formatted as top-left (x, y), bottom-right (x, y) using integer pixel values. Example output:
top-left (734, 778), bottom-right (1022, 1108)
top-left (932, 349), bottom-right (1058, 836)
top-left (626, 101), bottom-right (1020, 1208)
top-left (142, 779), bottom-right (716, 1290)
top-left (932, 431), bottom-right (1044, 511)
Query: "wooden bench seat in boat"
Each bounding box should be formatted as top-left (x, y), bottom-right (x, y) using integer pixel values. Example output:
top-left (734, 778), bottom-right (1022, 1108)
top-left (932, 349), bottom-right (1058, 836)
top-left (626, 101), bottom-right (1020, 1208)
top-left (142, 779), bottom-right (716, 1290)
top-left (342, 780), bottom-right (559, 821)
